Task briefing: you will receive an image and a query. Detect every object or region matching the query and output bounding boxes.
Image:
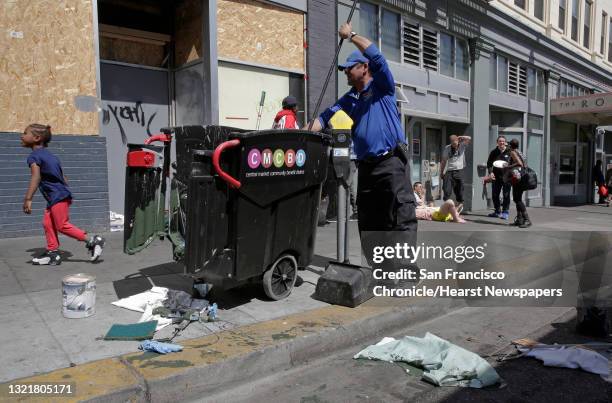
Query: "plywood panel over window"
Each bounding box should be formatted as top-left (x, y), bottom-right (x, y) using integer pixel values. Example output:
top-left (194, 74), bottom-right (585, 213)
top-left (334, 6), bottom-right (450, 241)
top-left (175, 0), bottom-right (202, 66)
top-left (0, 0), bottom-right (98, 135)
top-left (217, 0), bottom-right (304, 72)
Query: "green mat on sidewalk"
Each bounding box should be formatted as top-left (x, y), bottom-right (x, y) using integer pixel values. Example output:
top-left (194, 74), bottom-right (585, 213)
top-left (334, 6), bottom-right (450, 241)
top-left (104, 320), bottom-right (158, 341)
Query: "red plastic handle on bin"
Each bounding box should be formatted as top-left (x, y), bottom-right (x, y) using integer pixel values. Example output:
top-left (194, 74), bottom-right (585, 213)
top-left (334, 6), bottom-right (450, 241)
top-left (144, 133), bottom-right (172, 144)
top-left (213, 139), bottom-right (241, 189)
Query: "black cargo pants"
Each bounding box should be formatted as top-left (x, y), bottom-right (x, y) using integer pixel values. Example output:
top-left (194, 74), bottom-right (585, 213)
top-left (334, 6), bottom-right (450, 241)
top-left (357, 147), bottom-right (418, 274)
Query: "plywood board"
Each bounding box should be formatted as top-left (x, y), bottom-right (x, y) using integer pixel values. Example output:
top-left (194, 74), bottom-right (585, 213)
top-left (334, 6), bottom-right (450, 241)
top-left (217, 0), bottom-right (304, 72)
top-left (174, 0), bottom-right (202, 66)
top-left (0, 0), bottom-right (99, 135)
top-left (100, 36), bottom-right (166, 67)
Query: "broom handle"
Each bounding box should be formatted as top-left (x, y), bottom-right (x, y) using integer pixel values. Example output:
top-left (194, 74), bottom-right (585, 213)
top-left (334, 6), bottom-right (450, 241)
top-left (307, 0), bottom-right (359, 131)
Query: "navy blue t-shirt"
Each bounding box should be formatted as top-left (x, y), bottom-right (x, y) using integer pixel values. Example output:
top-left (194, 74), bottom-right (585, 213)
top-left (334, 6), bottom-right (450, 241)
top-left (26, 148), bottom-right (72, 207)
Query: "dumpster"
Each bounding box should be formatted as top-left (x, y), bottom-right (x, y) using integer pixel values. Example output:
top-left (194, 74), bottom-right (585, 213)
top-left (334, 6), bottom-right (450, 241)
top-left (124, 126), bottom-right (331, 300)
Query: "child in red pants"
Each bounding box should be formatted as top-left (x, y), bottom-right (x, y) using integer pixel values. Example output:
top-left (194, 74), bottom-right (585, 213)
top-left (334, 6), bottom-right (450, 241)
top-left (22, 124), bottom-right (105, 265)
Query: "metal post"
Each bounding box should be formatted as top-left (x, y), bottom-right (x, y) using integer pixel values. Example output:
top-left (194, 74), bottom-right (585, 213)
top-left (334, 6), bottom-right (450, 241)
top-left (343, 185), bottom-right (350, 263)
top-left (337, 184), bottom-right (346, 263)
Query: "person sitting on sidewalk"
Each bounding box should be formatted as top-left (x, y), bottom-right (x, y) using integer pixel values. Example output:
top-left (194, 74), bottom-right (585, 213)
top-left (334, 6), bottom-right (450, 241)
top-left (21, 124), bottom-right (105, 265)
top-left (414, 182), bottom-right (465, 223)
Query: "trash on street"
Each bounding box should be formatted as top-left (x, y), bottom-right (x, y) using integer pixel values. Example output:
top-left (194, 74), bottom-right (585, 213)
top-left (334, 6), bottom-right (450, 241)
top-left (354, 333), bottom-right (501, 388)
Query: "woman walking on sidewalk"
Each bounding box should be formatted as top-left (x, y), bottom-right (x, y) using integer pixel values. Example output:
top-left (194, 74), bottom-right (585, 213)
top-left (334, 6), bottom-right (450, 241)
top-left (507, 139), bottom-right (531, 228)
top-left (21, 124), bottom-right (105, 265)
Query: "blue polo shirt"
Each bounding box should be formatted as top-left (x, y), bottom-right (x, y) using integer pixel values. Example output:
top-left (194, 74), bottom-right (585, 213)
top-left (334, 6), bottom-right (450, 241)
top-left (318, 44), bottom-right (404, 160)
top-left (26, 148), bottom-right (72, 207)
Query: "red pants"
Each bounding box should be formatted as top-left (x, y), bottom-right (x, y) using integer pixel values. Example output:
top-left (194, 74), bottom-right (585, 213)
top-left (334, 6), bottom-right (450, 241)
top-left (43, 200), bottom-right (87, 250)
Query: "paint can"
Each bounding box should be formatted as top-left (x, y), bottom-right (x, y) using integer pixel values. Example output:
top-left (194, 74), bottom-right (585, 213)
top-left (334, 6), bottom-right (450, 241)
top-left (62, 274), bottom-right (96, 318)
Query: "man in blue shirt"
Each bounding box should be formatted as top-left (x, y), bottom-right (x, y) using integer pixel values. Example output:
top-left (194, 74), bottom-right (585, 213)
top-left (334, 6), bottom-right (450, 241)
top-left (309, 23), bottom-right (417, 236)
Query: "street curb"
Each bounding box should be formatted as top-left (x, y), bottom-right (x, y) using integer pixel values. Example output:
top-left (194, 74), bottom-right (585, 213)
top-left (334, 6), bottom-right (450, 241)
top-left (0, 297), bottom-right (464, 403)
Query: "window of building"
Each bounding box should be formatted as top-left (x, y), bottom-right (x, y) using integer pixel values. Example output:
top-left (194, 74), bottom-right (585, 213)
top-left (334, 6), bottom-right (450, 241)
top-left (456, 38), bottom-right (469, 81)
top-left (571, 0), bottom-right (579, 41)
top-left (557, 79), bottom-right (590, 98)
top-left (508, 62), bottom-right (527, 96)
top-left (601, 12), bottom-right (608, 55)
top-left (489, 54), bottom-right (497, 89)
top-left (560, 80), bottom-right (567, 97)
top-left (403, 21), bottom-right (420, 66)
top-left (527, 68), bottom-right (536, 100)
top-left (609, 18), bottom-right (612, 62)
top-left (527, 133), bottom-right (543, 194)
top-left (402, 20), bottom-right (468, 80)
top-left (536, 70), bottom-right (545, 101)
top-left (514, 0), bottom-right (526, 10)
top-left (534, 0), bottom-right (544, 21)
top-left (559, 0), bottom-right (567, 32)
top-left (583, 1), bottom-right (592, 49)
top-left (528, 114), bottom-right (544, 130)
top-left (422, 28), bottom-right (438, 70)
top-left (491, 111), bottom-right (524, 128)
top-left (498, 55), bottom-right (508, 92)
top-left (360, 1), bottom-right (378, 44)
top-left (381, 8), bottom-right (400, 62)
top-left (440, 32), bottom-right (454, 77)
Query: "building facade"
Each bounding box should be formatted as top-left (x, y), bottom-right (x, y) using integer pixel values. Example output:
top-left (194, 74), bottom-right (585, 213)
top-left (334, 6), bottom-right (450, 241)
top-left (2, 0), bottom-right (611, 238)
top-left (313, 0), bottom-right (612, 210)
top-left (0, 0), bottom-right (307, 238)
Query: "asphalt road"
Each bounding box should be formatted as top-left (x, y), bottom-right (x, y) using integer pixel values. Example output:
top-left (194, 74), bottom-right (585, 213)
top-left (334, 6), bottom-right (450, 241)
top-left (201, 307), bottom-right (612, 403)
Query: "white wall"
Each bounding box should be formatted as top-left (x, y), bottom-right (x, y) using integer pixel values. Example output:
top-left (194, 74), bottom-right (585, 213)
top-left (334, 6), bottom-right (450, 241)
top-left (218, 62), bottom-right (290, 130)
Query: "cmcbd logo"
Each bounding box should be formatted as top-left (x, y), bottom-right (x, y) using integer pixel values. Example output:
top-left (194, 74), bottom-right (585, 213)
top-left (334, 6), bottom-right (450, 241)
top-left (247, 148), bottom-right (306, 170)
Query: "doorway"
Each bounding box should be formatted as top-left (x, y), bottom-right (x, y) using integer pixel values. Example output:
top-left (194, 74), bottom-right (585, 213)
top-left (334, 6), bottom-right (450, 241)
top-left (553, 142), bottom-right (588, 203)
top-left (423, 127), bottom-right (443, 202)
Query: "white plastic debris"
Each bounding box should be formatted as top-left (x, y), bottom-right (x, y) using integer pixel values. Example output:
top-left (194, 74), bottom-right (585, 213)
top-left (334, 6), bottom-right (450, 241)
top-left (110, 211), bottom-right (124, 232)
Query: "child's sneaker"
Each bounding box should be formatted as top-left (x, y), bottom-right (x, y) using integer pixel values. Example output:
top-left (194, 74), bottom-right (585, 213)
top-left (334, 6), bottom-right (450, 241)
top-left (32, 250), bottom-right (62, 266)
top-left (86, 235), bottom-right (105, 262)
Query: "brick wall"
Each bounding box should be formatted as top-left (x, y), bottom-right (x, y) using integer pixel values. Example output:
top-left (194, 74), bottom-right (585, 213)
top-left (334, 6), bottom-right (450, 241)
top-left (0, 133), bottom-right (109, 239)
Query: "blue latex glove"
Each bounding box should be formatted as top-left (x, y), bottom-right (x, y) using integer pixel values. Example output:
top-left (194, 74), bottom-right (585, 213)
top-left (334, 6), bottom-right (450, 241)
top-left (139, 340), bottom-right (183, 354)
top-left (208, 303), bottom-right (218, 321)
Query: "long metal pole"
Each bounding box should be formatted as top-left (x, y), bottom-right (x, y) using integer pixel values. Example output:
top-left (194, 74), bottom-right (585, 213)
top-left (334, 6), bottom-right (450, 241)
top-left (307, 0), bottom-right (358, 130)
top-left (337, 184), bottom-right (346, 262)
top-left (344, 185), bottom-right (350, 263)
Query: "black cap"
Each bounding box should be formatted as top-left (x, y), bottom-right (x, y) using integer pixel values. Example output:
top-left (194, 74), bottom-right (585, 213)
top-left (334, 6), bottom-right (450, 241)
top-left (282, 95), bottom-right (297, 109)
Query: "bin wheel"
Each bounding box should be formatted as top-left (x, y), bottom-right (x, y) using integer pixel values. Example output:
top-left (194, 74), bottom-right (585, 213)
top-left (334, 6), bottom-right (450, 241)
top-left (263, 254), bottom-right (298, 300)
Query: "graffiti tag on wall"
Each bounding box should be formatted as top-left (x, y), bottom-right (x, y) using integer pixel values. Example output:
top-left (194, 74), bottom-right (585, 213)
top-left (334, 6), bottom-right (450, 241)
top-left (102, 101), bottom-right (157, 144)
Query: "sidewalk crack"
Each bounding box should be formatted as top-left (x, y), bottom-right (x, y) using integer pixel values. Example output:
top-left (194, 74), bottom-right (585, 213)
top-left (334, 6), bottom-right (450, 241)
top-left (119, 357), bottom-right (151, 402)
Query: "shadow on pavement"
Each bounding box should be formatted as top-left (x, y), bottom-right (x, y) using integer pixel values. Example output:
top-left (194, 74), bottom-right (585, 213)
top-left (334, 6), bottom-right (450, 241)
top-left (436, 314), bottom-right (612, 402)
top-left (111, 261), bottom-right (307, 309)
top-left (25, 247), bottom-right (103, 264)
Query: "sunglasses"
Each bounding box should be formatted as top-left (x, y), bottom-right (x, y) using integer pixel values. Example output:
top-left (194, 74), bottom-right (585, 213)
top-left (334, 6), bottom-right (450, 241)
top-left (339, 63), bottom-right (363, 72)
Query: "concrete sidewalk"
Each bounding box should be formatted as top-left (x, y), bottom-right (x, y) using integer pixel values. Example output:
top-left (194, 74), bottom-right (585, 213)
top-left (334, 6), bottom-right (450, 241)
top-left (0, 205), bottom-right (610, 387)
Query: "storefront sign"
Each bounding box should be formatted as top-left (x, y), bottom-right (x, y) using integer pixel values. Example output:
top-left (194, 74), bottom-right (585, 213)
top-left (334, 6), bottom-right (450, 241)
top-left (551, 92), bottom-right (612, 115)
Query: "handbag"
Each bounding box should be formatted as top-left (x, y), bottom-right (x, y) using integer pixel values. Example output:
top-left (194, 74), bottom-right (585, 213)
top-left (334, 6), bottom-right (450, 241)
top-left (521, 166), bottom-right (538, 190)
top-left (599, 184), bottom-right (609, 197)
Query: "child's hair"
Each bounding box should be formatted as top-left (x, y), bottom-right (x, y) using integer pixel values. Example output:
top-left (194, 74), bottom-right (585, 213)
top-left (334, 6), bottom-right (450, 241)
top-left (509, 138), bottom-right (520, 149)
top-left (26, 124), bottom-right (52, 146)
